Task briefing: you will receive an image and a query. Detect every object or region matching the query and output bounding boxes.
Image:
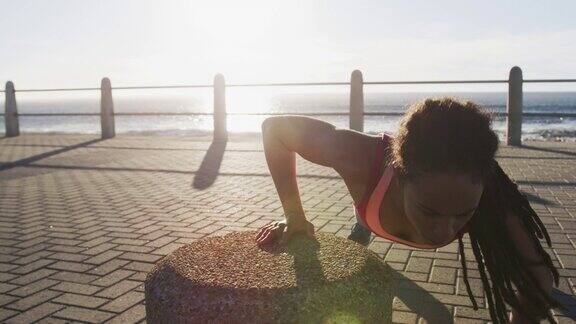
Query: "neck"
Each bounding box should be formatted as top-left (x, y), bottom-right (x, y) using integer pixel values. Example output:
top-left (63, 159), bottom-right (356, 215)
top-left (390, 176), bottom-right (405, 216)
top-left (390, 176), bottom-right (418, 235)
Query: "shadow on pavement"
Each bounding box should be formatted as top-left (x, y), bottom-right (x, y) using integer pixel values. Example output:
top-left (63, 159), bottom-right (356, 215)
top-left (0, 138), bottom-right (103, 172)
top-left (193, 139), bottom-right (227, 189)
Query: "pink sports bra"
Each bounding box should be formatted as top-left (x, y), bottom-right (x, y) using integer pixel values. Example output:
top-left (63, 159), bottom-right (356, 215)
top-left (353, 132), bottom-right (469, 249)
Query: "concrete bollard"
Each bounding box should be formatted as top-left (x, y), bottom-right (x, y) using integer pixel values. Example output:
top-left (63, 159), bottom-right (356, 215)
top-left (100, 77), bottom-right (115, 139)
top-left (213, 73), bottom-right (227, 142)
top-left (4, 81), bottom-right (19, 137)
top-left (145, 231), bottom-right (393, 323)
top-left (507, 66), bottom-right (523, 146)
top-left (349, 70), bottom-right (364, 132)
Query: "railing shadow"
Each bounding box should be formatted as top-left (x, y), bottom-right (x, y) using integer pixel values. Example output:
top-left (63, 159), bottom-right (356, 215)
top-left (1, 143), bottom-right (263, 153)
top-left (192, 139), bottom-right (227, 189)
top-left (516, 180), bottom-right (576, 187)
top-left (522, 192), bottom-right (557, 206)
top-left (520, 145), bottom-right (576, 158)
top-left (2, 164), bottom-right (339, 182)
top-left (0, 138), bottom-right (103, 172)
top-left (498, 155), bottom-right (576, 160)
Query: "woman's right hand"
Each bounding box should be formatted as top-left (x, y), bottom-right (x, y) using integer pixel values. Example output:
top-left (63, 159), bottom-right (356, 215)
top-left (255, 217), bottom-right (315, 245)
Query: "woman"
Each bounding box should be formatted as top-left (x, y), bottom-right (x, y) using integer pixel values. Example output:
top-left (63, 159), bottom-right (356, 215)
top-left (254, 97), bottom-right (562, 323)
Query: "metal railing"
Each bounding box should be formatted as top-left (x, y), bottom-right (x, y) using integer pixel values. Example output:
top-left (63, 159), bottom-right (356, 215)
top-left (2, 67), bottom-right (576, 145)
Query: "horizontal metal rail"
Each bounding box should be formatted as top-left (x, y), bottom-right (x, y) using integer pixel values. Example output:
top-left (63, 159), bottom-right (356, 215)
top-left (12, 87), bottom-right (101, 92)
top-left (113, 85), bottom-right (212, 90)
top-left (523, 79), bottom-right (576, 83)
top-left (364, 80), bottom-right (508, 85)
top-left (226, 82), bottom-right (349, 87)
top-left (2, 112), bottom-right (576, 118)
top-left (3, 78), bottom-right (575, 93)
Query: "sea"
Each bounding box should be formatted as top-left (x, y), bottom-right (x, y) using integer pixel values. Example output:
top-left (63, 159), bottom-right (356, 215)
top-left (1, 90), bottom-right (575, 141)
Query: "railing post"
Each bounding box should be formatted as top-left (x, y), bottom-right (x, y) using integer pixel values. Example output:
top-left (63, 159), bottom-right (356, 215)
top-left (5, 81), bottom-right (19, 137)
top-left (507, 66), bottom-right (523, 146)
top-left (350, 70), bottom-right (364, 132)
top-left (213, 73), bottom-right (227, 141)
top-left (100, 77), bottom-right (115, 139)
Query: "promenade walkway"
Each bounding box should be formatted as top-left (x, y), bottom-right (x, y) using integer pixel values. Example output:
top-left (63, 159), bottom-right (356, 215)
top-left (0, 134), bottom-right (574, 323)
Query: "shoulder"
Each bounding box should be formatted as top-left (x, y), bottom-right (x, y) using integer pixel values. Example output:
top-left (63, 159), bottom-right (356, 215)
top-left (335, 131), bottom-right (385, 175)
top-left (336, 131), bottom-right (388, 205)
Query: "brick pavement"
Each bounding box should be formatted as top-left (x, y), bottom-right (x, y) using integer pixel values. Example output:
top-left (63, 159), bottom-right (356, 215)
top-left (0, 134), bottom-right (575, 323)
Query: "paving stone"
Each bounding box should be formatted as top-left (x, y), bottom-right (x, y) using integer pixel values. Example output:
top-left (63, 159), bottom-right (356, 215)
top-left (51, 282), bottom-right (102, 295)
top-left (4, 289), bottom-right (62, 311)
top-left (94, 280), bottom-right (141, 299)
top-left (91, 269), bottom-right (135, 287)
top-left (84, 250), bottom-right (124, 265)
top-left (47, 261), bottom-right (94, 273)
top-left (429, 266), bottom-right (457, 285)
top-left (100, 291), bottom-right (144, 313)
top-left (9, 269), bottom-right (58, 286)
top-left (0, 308), bottom-right (19, 322)
top-left (51, 292), bottom-right (109, 308)
top-left (145, 235), bottom-right (177, 248)
top-left (392, 310), bottom-right (418, 324)
top-left (10, 259), bottom-right (56, 275)
top-left (0, 294), bottom-right (19, 307)
top-left (48, 271), bottom-right (100, 284)
top-left (106, 304), bottom-right (146, 324)
top-left (52, 306), bottom-right (114, 323)
top-left (12, 251), bottom-right (55, 265)
top-left (151, 242), bottom-right (184, 256)
top-left (114, 244), bottom-right (154, 253)
top-left (116, 252), bottom-right (162, 263)
top-left (45, 252), bottom-right (89, 263)
top-left (9, 278), bottom-right (60, 297)
top-left (0, 282), bottom-right (18, 294)
top-left (406, 257), bottom-right (433, 273)
top-left (3, 302), bottom-right (64, 323)
top-left (385, 249), bottom-right (411, 263)
top-left (123, 261), bottom-right (155, 273)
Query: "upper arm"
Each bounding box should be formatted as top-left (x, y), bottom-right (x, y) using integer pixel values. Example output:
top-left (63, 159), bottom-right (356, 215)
top-left (505, 210), bottom-right (545, 264)
top-left (505, 210), bottom-right (553, 292)
top-left (505, 210), bottom-right (556, 319)
top-left (261, 115), bottom-right (376, 176)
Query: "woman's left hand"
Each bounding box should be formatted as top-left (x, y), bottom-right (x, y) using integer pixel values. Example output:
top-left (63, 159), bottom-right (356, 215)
top-left (509, 308), bottom-right (535, 324)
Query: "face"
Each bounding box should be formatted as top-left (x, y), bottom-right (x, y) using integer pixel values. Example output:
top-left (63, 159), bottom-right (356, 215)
top-left (400, 171), bottom-right (483, 246)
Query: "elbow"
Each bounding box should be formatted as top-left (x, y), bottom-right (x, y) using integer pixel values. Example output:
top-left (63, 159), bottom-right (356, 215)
top-left (261, 117), bottom-right (275, 134)
top-left (261, 116), bottom-right (284, 137)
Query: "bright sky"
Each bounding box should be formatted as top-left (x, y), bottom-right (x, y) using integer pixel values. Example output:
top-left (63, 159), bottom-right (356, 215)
top-left (1, 0), bottom-right (575, 91)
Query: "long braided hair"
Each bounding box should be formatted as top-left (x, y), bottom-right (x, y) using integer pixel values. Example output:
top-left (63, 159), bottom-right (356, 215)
top-left (390, 97), bottom-right (564, 323)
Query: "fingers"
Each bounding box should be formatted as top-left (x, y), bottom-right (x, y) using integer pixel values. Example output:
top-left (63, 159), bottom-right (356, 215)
top-left (256, 223), bottom-right (283, 244)
top-left (256, 223), bottom-right (276, 241)
top-left (258, 230), bottom-right (273, 244)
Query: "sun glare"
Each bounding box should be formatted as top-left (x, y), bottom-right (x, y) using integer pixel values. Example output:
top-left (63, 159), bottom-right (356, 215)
top-left (189, 1), bottom-right (318, 82)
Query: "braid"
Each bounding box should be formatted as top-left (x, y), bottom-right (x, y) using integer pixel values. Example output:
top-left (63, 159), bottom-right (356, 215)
top-left (458, 159), bottom-right (565, 323)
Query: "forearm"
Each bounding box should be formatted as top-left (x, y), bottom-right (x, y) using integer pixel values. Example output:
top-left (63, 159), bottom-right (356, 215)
top-left (262, 127), bottom-right (306, 220)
